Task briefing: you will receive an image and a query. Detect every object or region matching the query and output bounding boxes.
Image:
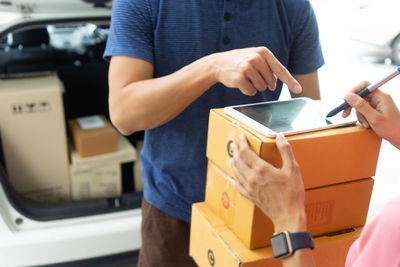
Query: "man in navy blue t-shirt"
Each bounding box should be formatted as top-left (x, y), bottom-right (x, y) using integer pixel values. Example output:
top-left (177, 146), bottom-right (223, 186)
top-left (104, 0), bottom-right (324, 266)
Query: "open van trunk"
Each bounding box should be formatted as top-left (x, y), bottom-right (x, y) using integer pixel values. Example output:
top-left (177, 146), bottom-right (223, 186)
top-left (0, 12), bottom-right (144, 220)
top-left (0, 2), bottom-right (143, 265)
top-left (0, 22), bottom-right (143, 221)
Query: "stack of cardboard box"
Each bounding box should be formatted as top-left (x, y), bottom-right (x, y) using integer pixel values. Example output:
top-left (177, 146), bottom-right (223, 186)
top-left (68, 115), bottom-right (137, 200)
top-left (190, 108), bottom-right (382, 266)
top-left (0, 74), bottom-right (139, 203)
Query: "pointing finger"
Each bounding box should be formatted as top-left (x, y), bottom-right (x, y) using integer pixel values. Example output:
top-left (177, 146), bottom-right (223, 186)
top-left (258, 47), bottom-right (302, 94)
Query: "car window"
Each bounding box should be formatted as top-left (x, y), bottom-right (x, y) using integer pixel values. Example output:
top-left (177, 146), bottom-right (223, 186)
top-left (47, 24), bottom-right (109, 53)
top-left (0, 22), bottom-right (109, 77)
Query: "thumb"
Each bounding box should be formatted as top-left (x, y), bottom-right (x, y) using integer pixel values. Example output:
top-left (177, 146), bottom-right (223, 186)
top-left (276, 134), bottom-right (297, 170)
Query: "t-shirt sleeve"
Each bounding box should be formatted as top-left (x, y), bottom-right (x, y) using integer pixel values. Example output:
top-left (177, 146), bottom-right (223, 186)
top-left (345, 196), bottom-right (400, 267)
top-left (103, 0), bottom-right (154, 63)
top-left (288, 1), bottom-right (324, 75)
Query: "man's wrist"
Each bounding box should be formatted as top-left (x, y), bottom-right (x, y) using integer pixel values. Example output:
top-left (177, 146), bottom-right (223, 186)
top-left (199, 53), bottom-right (219, 85)
top-left (273, 209), bottom-right (307, 234)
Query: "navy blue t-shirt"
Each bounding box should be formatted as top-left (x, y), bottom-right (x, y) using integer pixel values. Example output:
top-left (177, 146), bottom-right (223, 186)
top-left (104, 0), bottom-right (324, 222)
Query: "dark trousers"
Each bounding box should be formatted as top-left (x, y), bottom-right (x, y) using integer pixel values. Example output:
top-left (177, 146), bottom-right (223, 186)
top-left (138, 197), bottom-right (197, 267)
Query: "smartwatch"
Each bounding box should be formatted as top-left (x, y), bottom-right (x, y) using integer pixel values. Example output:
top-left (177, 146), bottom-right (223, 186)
top-left (270, 231), bottom-right (314, 259)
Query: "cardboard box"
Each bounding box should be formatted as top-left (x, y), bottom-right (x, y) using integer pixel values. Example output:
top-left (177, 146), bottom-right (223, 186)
top-left (70, 163), bottom-right (121, 200)
top-left (0, 74), bottom-right (70, 202)
top-left (68, 114), bottom-right (118, 158)
top-left (206, 108), bottom-right (382, 189)
top-left (205, 161), bottom-right (373, 249)
top-left (70, 133), bottom-right (136, 200)
top-left (190, 202), bottom-right (362, 267)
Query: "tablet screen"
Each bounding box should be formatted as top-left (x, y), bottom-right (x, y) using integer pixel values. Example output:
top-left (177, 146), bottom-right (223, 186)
top-left (231, 98), bottom-right (352, 134)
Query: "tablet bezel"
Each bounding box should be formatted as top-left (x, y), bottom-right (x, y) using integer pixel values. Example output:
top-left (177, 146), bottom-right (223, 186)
top-left (223, 97), bottom-right (357, 137)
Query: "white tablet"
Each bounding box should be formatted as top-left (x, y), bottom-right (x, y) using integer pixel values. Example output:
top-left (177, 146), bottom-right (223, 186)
top-left (223, 97), bottom-right (357, 137)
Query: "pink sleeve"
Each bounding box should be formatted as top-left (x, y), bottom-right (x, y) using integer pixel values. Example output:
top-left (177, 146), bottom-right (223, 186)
top-left (345, 196), bottom-right (400, 267)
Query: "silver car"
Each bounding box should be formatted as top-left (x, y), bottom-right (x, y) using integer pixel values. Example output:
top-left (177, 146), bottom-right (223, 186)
top-left (350, 0), bottom-right (400, 64)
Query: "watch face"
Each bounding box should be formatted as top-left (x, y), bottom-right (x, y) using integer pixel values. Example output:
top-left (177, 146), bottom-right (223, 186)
top-left (271, 232), bottom-right (290, 259)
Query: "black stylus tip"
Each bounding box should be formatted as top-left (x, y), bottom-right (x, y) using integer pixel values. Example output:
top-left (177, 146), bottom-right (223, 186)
top-left (326, 110), bottom-right (336, 118)
top-left (326, 101), bottom-right (350, 118)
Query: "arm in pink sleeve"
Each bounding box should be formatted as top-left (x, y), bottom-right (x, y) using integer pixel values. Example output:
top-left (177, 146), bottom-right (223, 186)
top-left (346, 196), bottom-right (400, 267)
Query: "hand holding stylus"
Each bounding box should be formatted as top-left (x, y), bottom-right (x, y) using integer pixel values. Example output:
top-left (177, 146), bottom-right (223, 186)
top-left (326, 67), bottom-right (400, 118)
top-left (342, 81), bottom-right (400, 149)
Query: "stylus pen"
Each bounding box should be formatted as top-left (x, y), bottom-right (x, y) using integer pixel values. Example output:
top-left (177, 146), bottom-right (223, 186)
top-left (326, 66), bottom-right (400, 118)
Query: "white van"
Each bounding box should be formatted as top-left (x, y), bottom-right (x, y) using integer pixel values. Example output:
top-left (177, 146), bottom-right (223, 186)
top-left (0, 1), bottom-right (142, 266)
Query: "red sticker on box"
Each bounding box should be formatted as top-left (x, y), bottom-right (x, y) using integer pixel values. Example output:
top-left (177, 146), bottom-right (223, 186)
top-left (221, 192), bottom-right (230, 209)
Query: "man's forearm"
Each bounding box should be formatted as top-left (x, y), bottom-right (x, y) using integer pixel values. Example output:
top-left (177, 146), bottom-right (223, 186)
top-left (109, 55), bottom-right (217, 135)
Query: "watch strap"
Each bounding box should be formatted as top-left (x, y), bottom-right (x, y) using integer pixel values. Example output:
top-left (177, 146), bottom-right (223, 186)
top-left (290, 231), bottom-right (314, 251)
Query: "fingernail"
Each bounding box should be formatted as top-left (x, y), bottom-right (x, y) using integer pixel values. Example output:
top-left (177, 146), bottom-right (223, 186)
top-left (239, 134), bottom-right (245, 141)
top-left (293, 84), bottom-right (302, 94)
top-left (276, 134), bottom-right (288, 143)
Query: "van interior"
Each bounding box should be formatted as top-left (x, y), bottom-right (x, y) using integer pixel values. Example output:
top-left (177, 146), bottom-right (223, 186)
top-left (0, 21), bottom-right (144, 222)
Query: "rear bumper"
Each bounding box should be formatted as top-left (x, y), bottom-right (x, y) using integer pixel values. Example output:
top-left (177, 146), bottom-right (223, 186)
top-left (0, 209), bottom-right (141, 267)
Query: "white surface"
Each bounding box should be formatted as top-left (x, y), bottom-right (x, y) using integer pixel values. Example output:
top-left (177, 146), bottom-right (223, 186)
top-left (348, 0), bottom-right (400, 48)
top-left (282, 0), bottom-right (400, 223)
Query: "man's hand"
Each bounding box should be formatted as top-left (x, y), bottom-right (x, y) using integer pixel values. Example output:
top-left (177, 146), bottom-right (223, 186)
top-left (342, 81), bottom-right (400, 149)
top-left (229, 134), bottom-right (306, 233)
top-left (212, 47), bottom-right (302, 96)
